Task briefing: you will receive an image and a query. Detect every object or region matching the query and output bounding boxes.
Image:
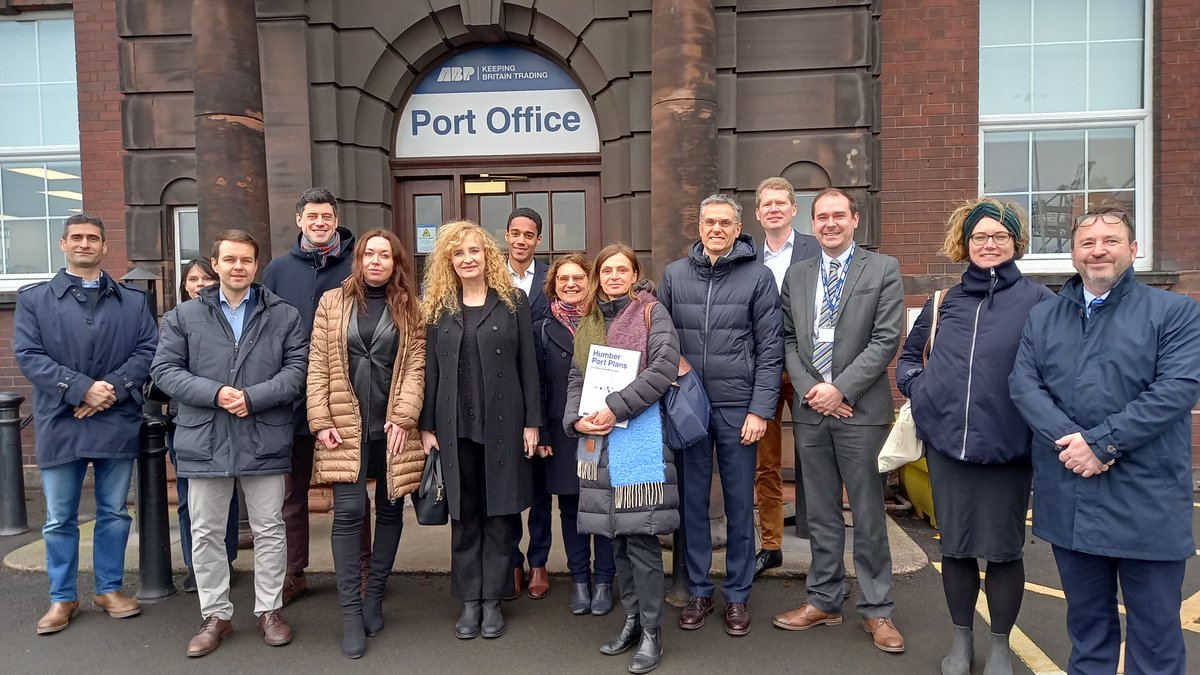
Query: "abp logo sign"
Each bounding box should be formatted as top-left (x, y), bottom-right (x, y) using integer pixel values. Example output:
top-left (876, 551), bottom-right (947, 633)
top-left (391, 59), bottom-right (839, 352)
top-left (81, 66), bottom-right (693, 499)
top-left (436, 66), bottom-right (476, 82)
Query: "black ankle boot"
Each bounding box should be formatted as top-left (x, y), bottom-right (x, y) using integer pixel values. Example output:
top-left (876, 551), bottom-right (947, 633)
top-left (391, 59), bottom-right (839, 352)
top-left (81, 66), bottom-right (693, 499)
top-left (591, 583), bottom-right (614, 616)
top-left (481, 600), bottom-right (505, 638)
top-left (628, 627), bottom-right (661, 674)
top-left (600, 613), bottom-right (642, 655)
top-left (570, 582), bottom-right (592, 615)
top-left (456, 601), bottom-right (482, 639)
top-left (342, 612), bottom-right (366, 659)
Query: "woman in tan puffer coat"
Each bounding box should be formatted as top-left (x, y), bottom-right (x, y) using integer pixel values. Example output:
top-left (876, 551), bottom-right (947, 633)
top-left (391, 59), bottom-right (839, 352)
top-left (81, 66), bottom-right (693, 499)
top-left (306, 229), bottom-right (424, 659)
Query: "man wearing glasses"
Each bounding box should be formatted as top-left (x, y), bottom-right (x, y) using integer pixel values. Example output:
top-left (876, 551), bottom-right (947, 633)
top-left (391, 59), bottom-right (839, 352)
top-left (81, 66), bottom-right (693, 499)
top-left (1010, 208), bottom-right (1200, 675)
top-left (659, 193), bottom-right (783, 637)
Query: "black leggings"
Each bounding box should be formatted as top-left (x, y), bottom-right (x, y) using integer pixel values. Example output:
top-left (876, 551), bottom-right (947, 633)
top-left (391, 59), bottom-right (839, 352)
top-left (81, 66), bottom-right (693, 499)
top-left (942, 555), bottom-right (1025, 634)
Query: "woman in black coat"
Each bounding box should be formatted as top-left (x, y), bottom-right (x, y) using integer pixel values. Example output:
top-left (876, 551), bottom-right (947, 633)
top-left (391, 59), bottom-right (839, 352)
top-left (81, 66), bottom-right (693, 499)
top-left (564, 244), bottom-right (680, 675)
top-left (535, 253), bottom-right (617, 616)
top-left (418, 220), bottom-right (542, 641)
top-left (896, 198), bottom-right (1054, 675)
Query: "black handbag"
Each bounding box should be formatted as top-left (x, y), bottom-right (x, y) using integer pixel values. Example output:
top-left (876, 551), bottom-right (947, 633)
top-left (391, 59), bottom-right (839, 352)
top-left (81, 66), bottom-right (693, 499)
top-left (662, 357), bottom-right (711, 449)
top-left (413, 446), bottom-right (448, 526)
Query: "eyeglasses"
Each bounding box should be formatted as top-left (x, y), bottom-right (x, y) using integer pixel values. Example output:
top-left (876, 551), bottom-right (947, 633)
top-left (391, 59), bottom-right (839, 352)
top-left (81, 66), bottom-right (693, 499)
top-left (969, 232), bottom-right (1012, 246)
top-left (1074, 211), bottom-right (1130, 227)
top-left (555, 274), bottom-right (586, 284)
top-left (700, 218), bottom-right (737, 229)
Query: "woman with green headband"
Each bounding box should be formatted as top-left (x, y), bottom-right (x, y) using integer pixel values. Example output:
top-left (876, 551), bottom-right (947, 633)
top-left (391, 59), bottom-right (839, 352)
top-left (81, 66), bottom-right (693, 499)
top-left (895, 198), bottom-right (1055, 675)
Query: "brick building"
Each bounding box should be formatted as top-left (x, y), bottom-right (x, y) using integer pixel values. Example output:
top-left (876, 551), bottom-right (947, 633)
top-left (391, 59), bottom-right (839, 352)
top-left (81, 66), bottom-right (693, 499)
top-left (0, 0), bottom-right (1197, 467)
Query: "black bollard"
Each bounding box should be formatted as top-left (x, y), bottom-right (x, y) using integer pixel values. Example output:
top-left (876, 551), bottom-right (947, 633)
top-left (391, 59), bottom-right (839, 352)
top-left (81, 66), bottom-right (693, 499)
top-left (0, 392), bottom-right (29, 536)
top-left (136, 413), bottom-right (177, 601)
top-left (666, 443), bottom-right (689, 608)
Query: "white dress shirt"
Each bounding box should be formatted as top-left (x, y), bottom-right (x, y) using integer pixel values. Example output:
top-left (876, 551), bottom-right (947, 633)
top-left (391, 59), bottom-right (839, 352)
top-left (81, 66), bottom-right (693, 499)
top-left (507, 260), bottom-right (535, 296)
top-left (762, 229), bottom-right (796, 292)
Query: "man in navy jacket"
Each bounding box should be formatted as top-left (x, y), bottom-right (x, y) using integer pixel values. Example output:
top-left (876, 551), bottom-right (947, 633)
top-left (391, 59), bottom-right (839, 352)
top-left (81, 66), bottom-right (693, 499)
top-left (1009, 208), bottom-right (1200, 675)
top-left (14, 214), bottom-right (158, 634)
top-left (262, 187), bottom-right (356, 604)
top-left (501, 207), bottom-right (553, 600)
top-left (752, 177), bottom-right (820, 577)
top-left (660, 193), bottom-right (783, 637)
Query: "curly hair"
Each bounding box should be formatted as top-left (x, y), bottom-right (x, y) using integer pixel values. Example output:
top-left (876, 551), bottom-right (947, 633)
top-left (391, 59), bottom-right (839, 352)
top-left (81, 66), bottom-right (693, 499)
top-left (940, 197), bottom-right (1029, 263)
top-left (421, 220), bottom-right (520, 324)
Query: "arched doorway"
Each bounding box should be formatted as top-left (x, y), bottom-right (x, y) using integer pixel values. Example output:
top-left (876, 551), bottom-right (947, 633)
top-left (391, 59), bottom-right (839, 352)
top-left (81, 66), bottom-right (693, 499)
top-left (391, 46), bottom-right (602, 275)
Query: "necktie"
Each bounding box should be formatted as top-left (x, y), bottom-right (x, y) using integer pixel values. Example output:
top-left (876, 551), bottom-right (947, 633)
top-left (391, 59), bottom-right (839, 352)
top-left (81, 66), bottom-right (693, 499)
top-left (813, 259), bottom-right (840, 378)
top-left (1087, 297), bottom-right (1104, 318)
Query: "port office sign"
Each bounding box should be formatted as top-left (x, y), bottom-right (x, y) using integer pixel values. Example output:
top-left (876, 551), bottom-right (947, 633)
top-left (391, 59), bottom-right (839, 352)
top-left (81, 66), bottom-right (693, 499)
top-left (397, 47), bottom-right (600, 158)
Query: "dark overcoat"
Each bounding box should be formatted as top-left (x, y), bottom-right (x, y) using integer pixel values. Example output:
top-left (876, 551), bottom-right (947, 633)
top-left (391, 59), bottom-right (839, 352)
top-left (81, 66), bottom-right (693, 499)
top-left (13, 271), bottom-right (158, 469)
top-left (419, 289), bottom-right (543, 519)
top-left (535, 316), bottom-right (581, 494)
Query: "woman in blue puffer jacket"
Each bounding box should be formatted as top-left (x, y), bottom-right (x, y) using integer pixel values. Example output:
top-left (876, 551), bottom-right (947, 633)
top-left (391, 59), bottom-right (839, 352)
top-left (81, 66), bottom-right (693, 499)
top-left (896, 198), bottom-right (1053, 675)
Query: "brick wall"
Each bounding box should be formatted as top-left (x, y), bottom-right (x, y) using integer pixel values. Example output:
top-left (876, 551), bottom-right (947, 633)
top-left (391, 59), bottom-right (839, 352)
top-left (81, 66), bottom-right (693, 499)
top-left (877, 0), bottom-right (980, 279)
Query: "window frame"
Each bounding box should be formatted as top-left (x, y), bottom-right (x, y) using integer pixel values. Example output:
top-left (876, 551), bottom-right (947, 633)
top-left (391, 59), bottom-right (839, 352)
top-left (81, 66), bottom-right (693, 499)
top-left (977, 0), bottom-right (1153, 273)
top-left (0, 12), bottom-right (79, 290)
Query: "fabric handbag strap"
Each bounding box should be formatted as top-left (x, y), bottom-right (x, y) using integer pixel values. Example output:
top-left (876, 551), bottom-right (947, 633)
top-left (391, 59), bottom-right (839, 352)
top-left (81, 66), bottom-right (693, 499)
top-left (921, 287), bottom-right (950, 366)
top-left (642, 301), bottom-right (692, 379)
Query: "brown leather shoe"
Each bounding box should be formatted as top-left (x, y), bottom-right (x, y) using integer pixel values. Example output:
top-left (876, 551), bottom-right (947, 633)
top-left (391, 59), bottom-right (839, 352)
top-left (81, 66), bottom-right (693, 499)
top-left (863, 617), bottom-right (905, 653)
top-left (93, 591), bottom-right (141, 619)
top-left (37, 601), bottom-right (79, 635)
top-left (281, 572), bottom-right (307, 607)
top-left (678, 595), bottom-right (714, 630)
top-left (771, 603), bottom-right (843, 631)
top-left (503, 567), bottom-right (524, 601)
top-left (258, 609), bottom-right (293, 646)
top-left (187, 615), bottom-right (232, 657)
top-left (527, 567), bottom-right (550, 599)
top-left (724, 602), bottom-right (751, 636)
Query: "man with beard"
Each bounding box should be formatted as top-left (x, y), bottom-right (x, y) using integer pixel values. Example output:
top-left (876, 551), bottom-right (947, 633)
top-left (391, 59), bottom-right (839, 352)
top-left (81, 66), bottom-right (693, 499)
top-left (1009, 207), bottom-right (1200, 675)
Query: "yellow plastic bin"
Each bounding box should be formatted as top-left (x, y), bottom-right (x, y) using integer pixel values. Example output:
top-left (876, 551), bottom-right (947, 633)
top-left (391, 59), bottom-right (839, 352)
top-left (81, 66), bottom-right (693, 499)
top-left (899, 456), bottom-right (936, 529)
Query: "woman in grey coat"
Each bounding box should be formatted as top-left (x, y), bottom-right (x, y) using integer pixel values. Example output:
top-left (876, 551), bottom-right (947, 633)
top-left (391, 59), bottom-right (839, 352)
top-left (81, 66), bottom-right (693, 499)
top-left (564, 244), bottom-right (680, 674)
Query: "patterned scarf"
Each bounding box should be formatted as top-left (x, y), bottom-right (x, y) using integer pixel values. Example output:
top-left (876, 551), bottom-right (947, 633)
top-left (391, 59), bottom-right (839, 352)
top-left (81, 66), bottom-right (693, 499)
top-left (549, 299), bottom-right (585, 335)
top-left (300, 229), bottom-right (344, 265)
top-left (573, 290), bottom-right (666, 509)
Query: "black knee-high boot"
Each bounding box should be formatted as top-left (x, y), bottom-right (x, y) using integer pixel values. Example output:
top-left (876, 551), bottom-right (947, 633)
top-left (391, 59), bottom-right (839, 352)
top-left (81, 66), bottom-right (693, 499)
top-left (332, 485), bottom-right (368, 658)
top-left (363, 497), bottom-right (404, 636)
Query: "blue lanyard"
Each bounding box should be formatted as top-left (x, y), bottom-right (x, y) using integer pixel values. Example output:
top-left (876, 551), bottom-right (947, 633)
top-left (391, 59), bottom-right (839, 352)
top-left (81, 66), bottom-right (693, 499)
top-left (820, 244), bottom-right (854, 320)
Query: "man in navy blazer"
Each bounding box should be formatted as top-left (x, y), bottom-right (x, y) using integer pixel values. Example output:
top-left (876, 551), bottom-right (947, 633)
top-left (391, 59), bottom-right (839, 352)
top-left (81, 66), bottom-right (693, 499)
top-left (752, 177), bottom-right (820, 579)
top-left (503, 207), bottom-right (552, 600)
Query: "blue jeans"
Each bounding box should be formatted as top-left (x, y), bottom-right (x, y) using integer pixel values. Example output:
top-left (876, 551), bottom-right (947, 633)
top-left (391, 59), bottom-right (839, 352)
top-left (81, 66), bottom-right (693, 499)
top-left (41, 458), bottom-right (135, 602)
top-left (168, 435), bottom-right (238, 567)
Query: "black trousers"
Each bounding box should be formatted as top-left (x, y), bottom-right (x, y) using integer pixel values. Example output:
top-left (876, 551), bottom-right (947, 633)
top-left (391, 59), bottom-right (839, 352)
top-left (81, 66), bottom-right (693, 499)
top-left (613, 533), bottom-right (665, 630)
top-left (330, 440), bottom-right (405, 612)
top-left (451, 438), bottom-right (515, 601)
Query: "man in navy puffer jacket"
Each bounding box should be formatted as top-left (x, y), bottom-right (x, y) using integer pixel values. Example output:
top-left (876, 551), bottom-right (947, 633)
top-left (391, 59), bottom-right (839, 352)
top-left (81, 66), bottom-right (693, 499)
top-left (659, 193), bottom-right (782, 637)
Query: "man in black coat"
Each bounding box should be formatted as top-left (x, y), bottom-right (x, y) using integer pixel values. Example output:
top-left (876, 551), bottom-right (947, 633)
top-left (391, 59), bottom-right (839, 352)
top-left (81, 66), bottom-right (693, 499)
top-left (660, 193), bottom-right (783, 637)
top-left (752, 177), bottom-right (820, 578)
top-left (262, 187), bottom-right (357, 605)
top-left (502, 207), bottom-right (553, 600)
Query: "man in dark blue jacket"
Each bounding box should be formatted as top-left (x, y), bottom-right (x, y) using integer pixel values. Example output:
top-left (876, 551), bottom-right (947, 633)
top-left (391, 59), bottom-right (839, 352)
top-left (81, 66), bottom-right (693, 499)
top-left (1010, 208), bottom-right (1200, 675)
top-left (14, 214), bottom-right (158, 635)
top-left (660, 193), bottom-right (783, 637)
top-left (752, 176), bottom-right (820, 577)
top-left (262, 187), bottom-right (357, 604)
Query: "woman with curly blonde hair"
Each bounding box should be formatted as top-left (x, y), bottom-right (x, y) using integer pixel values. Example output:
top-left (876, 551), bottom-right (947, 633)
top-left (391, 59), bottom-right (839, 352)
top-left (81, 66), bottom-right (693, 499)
top-left (418, 220), bottom-right (542, 640)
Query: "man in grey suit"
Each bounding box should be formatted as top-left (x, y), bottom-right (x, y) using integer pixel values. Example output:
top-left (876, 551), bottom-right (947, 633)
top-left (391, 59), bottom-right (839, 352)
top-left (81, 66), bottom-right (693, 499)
top-left (752, 177), bottom-right (821, 577)
top-left (769, 188), bottom-right (906, 654)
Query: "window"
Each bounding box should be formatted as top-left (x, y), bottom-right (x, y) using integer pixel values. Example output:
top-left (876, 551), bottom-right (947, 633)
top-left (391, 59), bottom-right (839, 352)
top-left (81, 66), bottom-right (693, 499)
top-left (978, 0), bottom-right (1150, 271)
top-left (174, 206), bottom-right (200, 288)
top-left (0, 15), bottom-right (79, 288)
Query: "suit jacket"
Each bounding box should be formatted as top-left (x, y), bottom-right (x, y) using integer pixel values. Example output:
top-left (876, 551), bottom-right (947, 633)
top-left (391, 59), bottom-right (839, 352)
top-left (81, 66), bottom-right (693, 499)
top-left (527, 260), bottom-right (550, 322)
top-left (780, 246), bottom-right (903, 426)
top-left (418, 289), bottom-right (543, 519)
top-left (756, 229), bottom-right (821, 266)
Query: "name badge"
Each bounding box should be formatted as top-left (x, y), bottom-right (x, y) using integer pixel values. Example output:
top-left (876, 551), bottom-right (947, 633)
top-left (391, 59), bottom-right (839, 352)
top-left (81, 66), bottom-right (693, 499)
top-left (817, 328), bottom-right (835, 343)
